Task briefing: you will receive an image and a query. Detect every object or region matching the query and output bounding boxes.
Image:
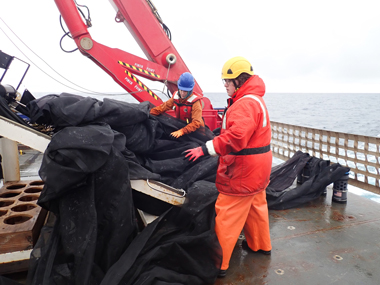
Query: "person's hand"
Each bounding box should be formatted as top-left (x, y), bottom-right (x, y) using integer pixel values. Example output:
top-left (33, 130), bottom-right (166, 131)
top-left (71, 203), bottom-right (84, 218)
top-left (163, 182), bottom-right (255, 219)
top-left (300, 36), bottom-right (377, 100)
top-left (170, 129), bottom-right (184, 138)
top-left (183, 147), bottom-right (204, 162)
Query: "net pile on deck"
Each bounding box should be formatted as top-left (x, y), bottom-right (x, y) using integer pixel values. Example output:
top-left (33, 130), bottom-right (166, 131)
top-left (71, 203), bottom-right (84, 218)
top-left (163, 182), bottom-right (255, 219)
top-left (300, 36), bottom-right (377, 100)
top-left (267, 151), bottom-right (350, 210)
top-left (25, 93), bottom-right (221, 285)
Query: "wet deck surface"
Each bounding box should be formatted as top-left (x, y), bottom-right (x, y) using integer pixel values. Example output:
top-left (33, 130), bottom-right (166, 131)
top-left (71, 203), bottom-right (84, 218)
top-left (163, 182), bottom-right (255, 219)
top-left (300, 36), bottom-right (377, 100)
top-left (2, 150), bottom-right (380, 284)
top-left (217, 188), bottom-right (380, 285)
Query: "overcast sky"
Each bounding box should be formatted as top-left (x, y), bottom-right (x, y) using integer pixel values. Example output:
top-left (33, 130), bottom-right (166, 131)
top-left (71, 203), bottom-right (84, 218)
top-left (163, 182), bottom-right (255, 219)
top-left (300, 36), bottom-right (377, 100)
top-left (1, 0), bottom-right (380, 98)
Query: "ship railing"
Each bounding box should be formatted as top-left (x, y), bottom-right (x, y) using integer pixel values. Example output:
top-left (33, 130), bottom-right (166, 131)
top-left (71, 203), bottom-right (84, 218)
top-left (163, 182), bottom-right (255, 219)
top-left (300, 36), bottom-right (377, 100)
top-left (270, 121), bottom-right (380, 195)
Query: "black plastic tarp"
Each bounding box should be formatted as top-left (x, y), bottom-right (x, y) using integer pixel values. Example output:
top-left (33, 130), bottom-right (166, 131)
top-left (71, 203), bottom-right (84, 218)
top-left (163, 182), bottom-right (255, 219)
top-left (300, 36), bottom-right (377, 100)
top-left (266, 151), bottom-right (350, 210)
top-left (25, 94), bottom-right (221, 285)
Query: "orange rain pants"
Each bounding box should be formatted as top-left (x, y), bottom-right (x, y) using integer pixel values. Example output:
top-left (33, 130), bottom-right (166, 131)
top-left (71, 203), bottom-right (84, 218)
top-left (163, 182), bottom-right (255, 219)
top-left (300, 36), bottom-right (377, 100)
top-left (215, 190), bottom-right (271, 270)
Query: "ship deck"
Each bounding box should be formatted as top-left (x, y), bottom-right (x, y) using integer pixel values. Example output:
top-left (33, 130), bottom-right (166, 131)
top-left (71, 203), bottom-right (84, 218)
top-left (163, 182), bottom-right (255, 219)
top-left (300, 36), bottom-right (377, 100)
top-left (218, 185), bottom-right (380, 285)
top-left (2, 150), bottom-right (380, 284)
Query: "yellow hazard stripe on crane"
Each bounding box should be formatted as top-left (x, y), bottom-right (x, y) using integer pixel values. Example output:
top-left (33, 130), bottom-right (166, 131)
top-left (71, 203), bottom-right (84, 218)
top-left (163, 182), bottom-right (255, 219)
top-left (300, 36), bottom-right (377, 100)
top-left (118, 61), bottom-right (160, 78)
top-left (125, 71), bottom-right (158, 100)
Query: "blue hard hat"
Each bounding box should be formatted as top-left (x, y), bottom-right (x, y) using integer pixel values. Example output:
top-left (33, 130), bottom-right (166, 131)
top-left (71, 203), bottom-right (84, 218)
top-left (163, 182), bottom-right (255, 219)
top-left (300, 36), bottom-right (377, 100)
top-left (178, 72), bottom-right (195, 91)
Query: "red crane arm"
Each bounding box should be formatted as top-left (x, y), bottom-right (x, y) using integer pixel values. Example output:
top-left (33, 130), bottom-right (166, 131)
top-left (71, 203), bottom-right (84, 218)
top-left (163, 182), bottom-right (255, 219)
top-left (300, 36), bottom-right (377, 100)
top-left (54, 0), bottom-right (207, 105)
top-left (54, 0), bottom-right (220, 129)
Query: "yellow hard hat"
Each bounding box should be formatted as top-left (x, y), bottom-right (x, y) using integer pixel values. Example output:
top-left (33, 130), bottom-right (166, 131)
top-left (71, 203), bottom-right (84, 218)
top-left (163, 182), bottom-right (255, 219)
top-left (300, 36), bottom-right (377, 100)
top-left (221, 56), bottom-right (254, 79)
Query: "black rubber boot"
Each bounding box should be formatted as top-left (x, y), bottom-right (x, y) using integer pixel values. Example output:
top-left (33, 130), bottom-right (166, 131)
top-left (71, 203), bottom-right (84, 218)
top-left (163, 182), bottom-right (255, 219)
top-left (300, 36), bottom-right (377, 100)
top-left (218, 269), bottom-right (227, 278)
top-left (242, 240), bottom-right (271, 255)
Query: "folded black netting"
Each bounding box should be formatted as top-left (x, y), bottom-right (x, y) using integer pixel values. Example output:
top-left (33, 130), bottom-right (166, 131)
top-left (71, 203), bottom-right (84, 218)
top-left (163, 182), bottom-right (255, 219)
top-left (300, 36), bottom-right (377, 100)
top-left (24, 94), bottom-right (220, 285)
top-left (170, 156), bottom-right (218, 190)
top-left (27, 93), bottom-right (214, 153)
top-left (23, 93), bottom-right (350, 284)
top-left (134, 155), bottom-right (219, 216)
top-left (267, 151), bottom-right (311, 192)
top-left (27, 124), bottom-right (138, 285)
top-left (101, 181), bottom-right (221, 285)
top-left (266, 151), bottom-right (350, 210)
top-left (27, 93), bottom-right (217, 214)
top-left (27, 93), bottom-right (149, 127)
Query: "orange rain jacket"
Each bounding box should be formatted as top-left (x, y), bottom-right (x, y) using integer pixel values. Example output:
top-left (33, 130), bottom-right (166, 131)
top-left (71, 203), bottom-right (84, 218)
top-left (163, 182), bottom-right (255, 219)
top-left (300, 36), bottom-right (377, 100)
top-left (150, 91), bottom-right (204, 134)
top-left (205, 75), bottom-right (272, 196)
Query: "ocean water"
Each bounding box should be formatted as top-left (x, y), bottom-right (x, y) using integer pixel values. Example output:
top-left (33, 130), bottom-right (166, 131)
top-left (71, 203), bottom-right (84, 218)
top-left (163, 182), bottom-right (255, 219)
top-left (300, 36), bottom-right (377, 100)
top-left (206, 92), bottom-right (380, 138)
top-left (33, 92), bottom-right (380, 138)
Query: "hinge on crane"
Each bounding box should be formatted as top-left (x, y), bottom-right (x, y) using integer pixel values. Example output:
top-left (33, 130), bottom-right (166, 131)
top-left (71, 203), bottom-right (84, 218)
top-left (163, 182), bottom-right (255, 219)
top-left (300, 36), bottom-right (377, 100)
top-left (115, 11), bottom-right (125, 23)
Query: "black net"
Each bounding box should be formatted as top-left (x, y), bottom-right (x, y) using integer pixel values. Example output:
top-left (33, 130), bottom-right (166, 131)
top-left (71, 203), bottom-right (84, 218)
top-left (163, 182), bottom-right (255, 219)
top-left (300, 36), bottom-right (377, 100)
top-left (266, 151), bottom-right (350, 210)
top-left (27, 124), bottom-right (139, 284)
top-left (24, 94), bottom-right (220, 285)
top-left (100, 181), bottom-right (221, 285)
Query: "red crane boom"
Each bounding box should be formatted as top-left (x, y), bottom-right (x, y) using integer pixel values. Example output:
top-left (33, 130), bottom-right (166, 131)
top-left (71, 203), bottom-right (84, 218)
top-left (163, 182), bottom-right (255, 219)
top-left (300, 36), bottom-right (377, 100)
top-left (54, 0), bottom-right (221, 130)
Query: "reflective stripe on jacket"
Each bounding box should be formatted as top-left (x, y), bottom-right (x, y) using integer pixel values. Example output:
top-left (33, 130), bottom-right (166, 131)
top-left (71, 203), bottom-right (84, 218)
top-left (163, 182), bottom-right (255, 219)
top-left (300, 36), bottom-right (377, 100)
top-left (205, 75), bottom-right (272, 196)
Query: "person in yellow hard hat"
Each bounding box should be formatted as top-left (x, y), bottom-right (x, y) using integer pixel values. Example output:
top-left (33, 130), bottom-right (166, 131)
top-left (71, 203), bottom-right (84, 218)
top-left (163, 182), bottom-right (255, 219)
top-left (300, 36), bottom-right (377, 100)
top-left (150, 72), bottom-right (204, 138)
top-left (184, 56), bottom-right (272, 278)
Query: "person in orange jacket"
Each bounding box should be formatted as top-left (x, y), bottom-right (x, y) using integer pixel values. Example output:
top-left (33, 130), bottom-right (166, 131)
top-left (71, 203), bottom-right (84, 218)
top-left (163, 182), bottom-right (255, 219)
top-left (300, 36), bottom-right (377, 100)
top-left (184, 56), bottom-right (272, 278)
top-left (150, 72), bottom-right (204, 138)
